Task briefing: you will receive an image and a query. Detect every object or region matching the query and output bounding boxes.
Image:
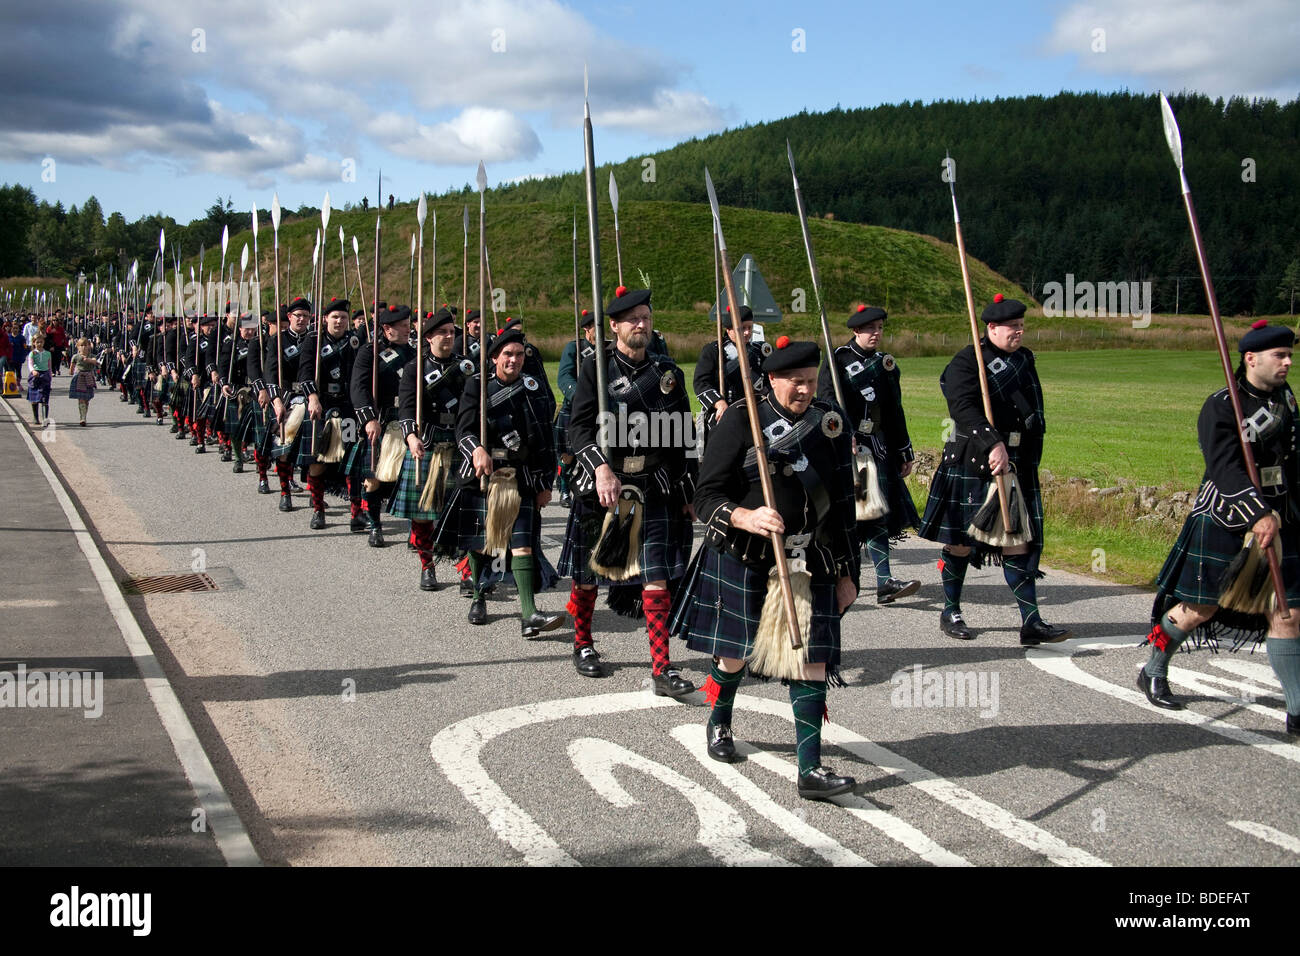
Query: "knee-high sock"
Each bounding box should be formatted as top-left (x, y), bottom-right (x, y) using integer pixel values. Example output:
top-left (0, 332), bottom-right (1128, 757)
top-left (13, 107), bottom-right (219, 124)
top-left (703, 661), bottom-right (744, 729)
top-left (276, 459), bottom-right (292, 495)
top-left (512, 554), bottom-right (537, 618)
top-left (1002, 551), bottom-right (1041, 626)
top-left (1266, 637), bottom-right (1300, 715)
top-left (940, 549), bottom-right (969, 612)
top-left (643, 589), bottom-right (673, 676)
top-left (411, 521), bottom-right (433, 570)
top-left (364, 489), bottom-right (385, 528)
top-left (567, 585), bottom-right (597, 648)
top-left (306, 473), bottom-right (325, 512)
top-left (864, 524), bottom-right (892, 588)
top-left (254, 450), bottom-right (268, 481)
top-left (468, 551), bottom-right (486, 600)
top-left (77, 399), bottom-right (88, 420)
top-left (789, 680), bottom-right (828, 776)
top-left (1144, 611), bottom-right (1189, 679)
top-left (349, 495), bottom-right (362, 519)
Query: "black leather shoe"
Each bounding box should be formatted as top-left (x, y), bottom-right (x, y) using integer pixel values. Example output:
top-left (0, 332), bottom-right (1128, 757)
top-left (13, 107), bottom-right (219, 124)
top-left (188, 436), bottom-right (198, 446)
top-left (707, 723), bottom-right (738, 763)
top-left (232, 457), bottom-right (244, 473)
top-left (290, 479), bottom-right (304, 493)
top-left (1287, 713), bottom-right (1300, 736)
top-left (877, 578), bottom-right (921, 605)
top-left (798, 766), bottom-right (855, 801)
top-left (278, 494), bottom-right (294, 512)
top-left (350, 514), bottom-right (367, 533)
top-left (940, 609), bottom-right (973, 640)
top-left (653, 668), bottom-right (695, 698)
top-left (194, 443), bottom-right (206, 454)
top-left (309, 510), bottom-right (326, 530)
top-left (169, 423), bottom-right (179, 433)
top-left (1137, 666), bottom-right (1185, 710)
top-left (468, 597), bottom-right (487, 625)
top-left (175, 430), bottom-right (187, 440)
top-left (257, 479), bottom-right (271, 494)
top-left (1020, 620), bottom-right (1072, 646)
top-left (156, 416), bottom-right (166, 425)
top-left (369, 526), bottom-right (386, 549)
top-left (419, 567), bottom-right (439, 591)
top-left (219, 446), bottom-right (232, 462)
top-left (521, 611), bottom-right (564, 638)
top-left (573, 645), bottom-right (603, 678)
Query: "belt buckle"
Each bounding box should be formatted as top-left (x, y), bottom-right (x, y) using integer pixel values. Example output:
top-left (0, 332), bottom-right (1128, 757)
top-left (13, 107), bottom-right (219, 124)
top-left (623, 455), bottom-right (645, 474)
top-left (502, 429), bottom-right (521, 451)
top-left (785, 532), bottom-right (811, 550)
top-left (1262, 465), bottom-right (1283, 487)
top-left (858, 419), bottom-right (874, 435)
top-left (1008, 431), bottom-right (1021, 448)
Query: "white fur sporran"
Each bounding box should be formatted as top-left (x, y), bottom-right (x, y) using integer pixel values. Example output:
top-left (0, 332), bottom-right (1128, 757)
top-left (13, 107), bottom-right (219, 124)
top-left (283, 400), bottom-right (306, 444)
top-left (854, 446), bottom-right (889, 521)
top-left (588, 487), bottom-right (645, 581)
top-left (484, 467), bottom-right (521, 555)
top-left (418, 442), bottom-right (454, 513)
top-left (316, 413), bottom-right (345, 464)
top-left (967, 471), bottom-right (1034, 549)
top-left (747, 566), bottom-right (813, 680)
top-left (1218, 517), bottom-right (1282, 616)
top-left (375, 421), bottom-right (405, 483)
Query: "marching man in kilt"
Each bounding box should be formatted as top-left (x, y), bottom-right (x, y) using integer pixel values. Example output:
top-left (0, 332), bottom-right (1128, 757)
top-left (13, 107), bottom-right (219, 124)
top-left (561, 287), bottom-right (696, 692)
top-left (267, 299), bottom-right (312, 511)
top-left (245, 309), bottom-right (277, 493)
top-left (433, 326), bottom-right (562, 635)
top-left (554, 309), bottom-right (597, 507)
top-left (918, 295), bottom-right (1070, 645)
top-left (349, 304), bottom-right (417, 548)
top-left (182, 313), bottom-right (220, 453)
top-left (452, 308), bottom-right (483, 361)
top-left (1143, 321), bottom-right (1300, 732)
top-left (670, 338), bottom-right (861, 799)
top-left (215, 313), bottom-right (260, 469)
top-left (693, 303), bottom-right (768, 442)
top-left (392, 307), bottom-right (468, 586)
top-left (296, 298), bottom-right (363, 530)
top-left (819, 304), bottom-right (921, 604)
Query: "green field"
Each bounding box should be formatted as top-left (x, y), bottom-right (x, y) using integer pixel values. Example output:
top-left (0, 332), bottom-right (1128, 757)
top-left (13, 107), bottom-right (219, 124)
top-left (550, 348), bottom-right (1230, 588)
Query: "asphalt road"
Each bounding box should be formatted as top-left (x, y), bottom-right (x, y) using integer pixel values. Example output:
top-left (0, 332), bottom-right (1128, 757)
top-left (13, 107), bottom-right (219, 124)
top-left (6, 382), bottom-right (1298, 867)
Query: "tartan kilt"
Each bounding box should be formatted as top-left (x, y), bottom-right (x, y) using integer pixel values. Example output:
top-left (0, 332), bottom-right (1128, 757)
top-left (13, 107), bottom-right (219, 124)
top-left (67, 371), bottom-right (96, 401)
top-left (1152, 510), bottom-right (1300, 609)
top-left (669, 546), bottom-right (841, 671)
top-left (919, 462), bottom-right (1044, 552)
top-left (197, 384), bottom-right (217, 420)
top-left (553, 399), bottom-right (573, 454)
top-left (170, 379), bottom-right (189, 412)
top-left (388, 448), bottom-right (448, 522)
top-left (26, 370), bottom-right (51, 403)
top-left (432, 484), bottom-right (538, 555)
top-left (220, 391), bottom-right (244, 433)
top-left (233, 392), bottom-right (258, 445)
top-left (271, 397), bottom-right (307, 459)
top-left (873, 458), bottom-right (921, 539)
top-left (557, 494), bottom-right (691, 587)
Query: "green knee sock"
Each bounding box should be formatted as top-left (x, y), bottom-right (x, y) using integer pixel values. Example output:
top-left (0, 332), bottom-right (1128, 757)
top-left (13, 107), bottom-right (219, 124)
top-left (940, 549), bottom-right (969, 612)
top-left (1145, 612), bottom-right (1189, 679)
top-left (512, 553), bottom-right (537, 618)
top-left (864, 524), bottom-right (891, 588)
top-left (468, 551), bottom-right (486, 600)
top-left (1002, 552), bottom-right (1041, 625)
top-left (705, 661), bottom-right (744, 729)
top-left (788, 679), bottom-right (827, 776)
top-left (1266, 637), bottom-right (1300, 715)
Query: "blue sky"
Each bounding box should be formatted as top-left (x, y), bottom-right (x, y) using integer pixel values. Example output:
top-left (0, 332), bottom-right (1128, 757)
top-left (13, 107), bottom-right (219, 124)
top-left (1, 0), bottom-right (1295, 224)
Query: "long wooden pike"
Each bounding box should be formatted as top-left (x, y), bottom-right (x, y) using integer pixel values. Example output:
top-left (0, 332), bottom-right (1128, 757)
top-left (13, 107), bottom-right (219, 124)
top-left (461, 205), bottom-right (469, 344)
top-left (352, 236), bottom-right (370, 326)
top-left (787, 140), bottom-right (847, 414)
top-left (946, 150), bottom-right (1013, 531)
top-left (608, 170), bottom-right (623, 287)
top-left (581, 65), bottom-right (609, 456)
top-left (712, 215), bottom-right (723, 397)
top-left (338, 225), bottom-right (348, 302)
top-left (271, 194), bottom-right (285, 443)
top-left (706, 167), bottom-right (802, 651)
top-left (477, 161), bottom-right (489, 491)
top-left (1160, 92), bottom-right (1288, 615)
top-left (252, 204), bottom-right (263, 396)
top-left (371, 212), bottom-right (383, 468)
top-left (572, 209), bottom-right (581, 365)
top-left (373, 213), bottom-right (382, 320)
top-left (409, 232), bottom-right (416, 306)
top-left (226, 243), bottom-right (249, 407)
top-left (415, 193), bottom-right (428, 487)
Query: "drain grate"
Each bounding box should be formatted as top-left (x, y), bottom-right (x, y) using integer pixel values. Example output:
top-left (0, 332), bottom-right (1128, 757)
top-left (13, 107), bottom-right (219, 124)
top-left (121, 572), bottom-right (219, 595)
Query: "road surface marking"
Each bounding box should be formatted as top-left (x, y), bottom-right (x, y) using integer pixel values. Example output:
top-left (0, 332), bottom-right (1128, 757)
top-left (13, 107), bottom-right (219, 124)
top-left (1226, 820), bottom-right (1300, 854)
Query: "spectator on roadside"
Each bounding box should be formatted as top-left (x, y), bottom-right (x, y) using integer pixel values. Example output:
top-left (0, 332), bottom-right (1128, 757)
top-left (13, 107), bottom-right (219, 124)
top-left (26, 333), bottom-right (51, 425)
top-left (68, 338), bottom-right (99, 426)
top-left (0, 319), bottom-right (12, 383)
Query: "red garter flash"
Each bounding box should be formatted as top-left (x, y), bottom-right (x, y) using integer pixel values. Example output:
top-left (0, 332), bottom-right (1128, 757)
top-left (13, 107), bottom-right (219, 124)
top-left (1147, 623), bottom-right (1170, 653)
top-left (701, 675), bottom-right (722, 708)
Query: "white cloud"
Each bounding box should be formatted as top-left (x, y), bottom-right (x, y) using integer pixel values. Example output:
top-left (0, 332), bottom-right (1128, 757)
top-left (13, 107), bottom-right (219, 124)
top-left (1046, 0), bottom-right (1300, 100)
top-left (366, 108), bottom-right (542, 164)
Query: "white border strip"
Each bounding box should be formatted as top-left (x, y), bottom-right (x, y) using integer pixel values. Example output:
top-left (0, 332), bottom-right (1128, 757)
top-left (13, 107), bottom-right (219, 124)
top-left (2, 399), bottom-right (260, 866)
top-left (1227, 820), bottom-right (1300, 854)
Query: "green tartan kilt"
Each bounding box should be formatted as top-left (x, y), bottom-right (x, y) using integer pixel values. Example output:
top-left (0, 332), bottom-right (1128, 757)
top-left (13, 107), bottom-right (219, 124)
top-left (249, 403), bottom-right (274, 448)
top-left (271, 396), bottom-right (307, 459)
top-left (669, 546), bottom-right (841, 672)
top-left (432, 484), bottom-right (538, 555)
top-left (169, 379), bottom-right (188, 411)
top-left (1152, 510), bottom-right (1300, 609)
top-left (919, 462), bottom-right (1044, 551)
top-left (557, 495), bottom-right (691, 587)
top-left (388, 448), bottom-right (448, 522)
top-left (157, 375), bottom-right (171, 405)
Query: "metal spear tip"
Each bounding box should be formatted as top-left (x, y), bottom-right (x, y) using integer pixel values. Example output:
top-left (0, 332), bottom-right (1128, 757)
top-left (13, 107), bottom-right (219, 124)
top-left (476, 161), bottom-right (488, 192)
top-left (1159, 92), bottom-right (1184, 170)
top-left (417, 192), bottom-right (428, 226)
top-left (338, 226), bottom-right (344, 245)
top-left (270, 193), bottom-right (282, 231)
top-left (252, 204), bottom-right (259, 234)
top-left (322, 191), bottom-right (332, 229)
top-left (241, 245), bottom-right (249, 271)
top-left (463, 204), bottom-right (469, 234)
top-left (352, 235), bottom-right (359, 255)
top-left (221, 225), bottom-right (229, 255)
top-left (608, 170), bottom-right (619, 212)
top-left (159, 228), bottom-right (166, 253)
top-left (410, 233), bottom-right (416, 256)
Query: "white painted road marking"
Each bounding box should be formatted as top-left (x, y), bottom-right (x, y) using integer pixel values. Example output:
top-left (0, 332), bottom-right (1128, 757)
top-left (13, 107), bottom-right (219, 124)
top-left (570, 737), bottom-right (792, 866)
top-left (668, 725), bottom-right (867, 866)
top-left (1026, 637), bottom-right (1300, 766)
top-left (1227, 820), bottom-right (1300, 854)
top-left (432, 691), bottom-right (1099, 866)
top-left (2, 399), bottom-right (260, 866)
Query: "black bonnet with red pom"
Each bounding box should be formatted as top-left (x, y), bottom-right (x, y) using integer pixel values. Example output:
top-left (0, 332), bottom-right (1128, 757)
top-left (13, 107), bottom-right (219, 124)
top-left (1239, 319), bottom-right (1296, 354)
